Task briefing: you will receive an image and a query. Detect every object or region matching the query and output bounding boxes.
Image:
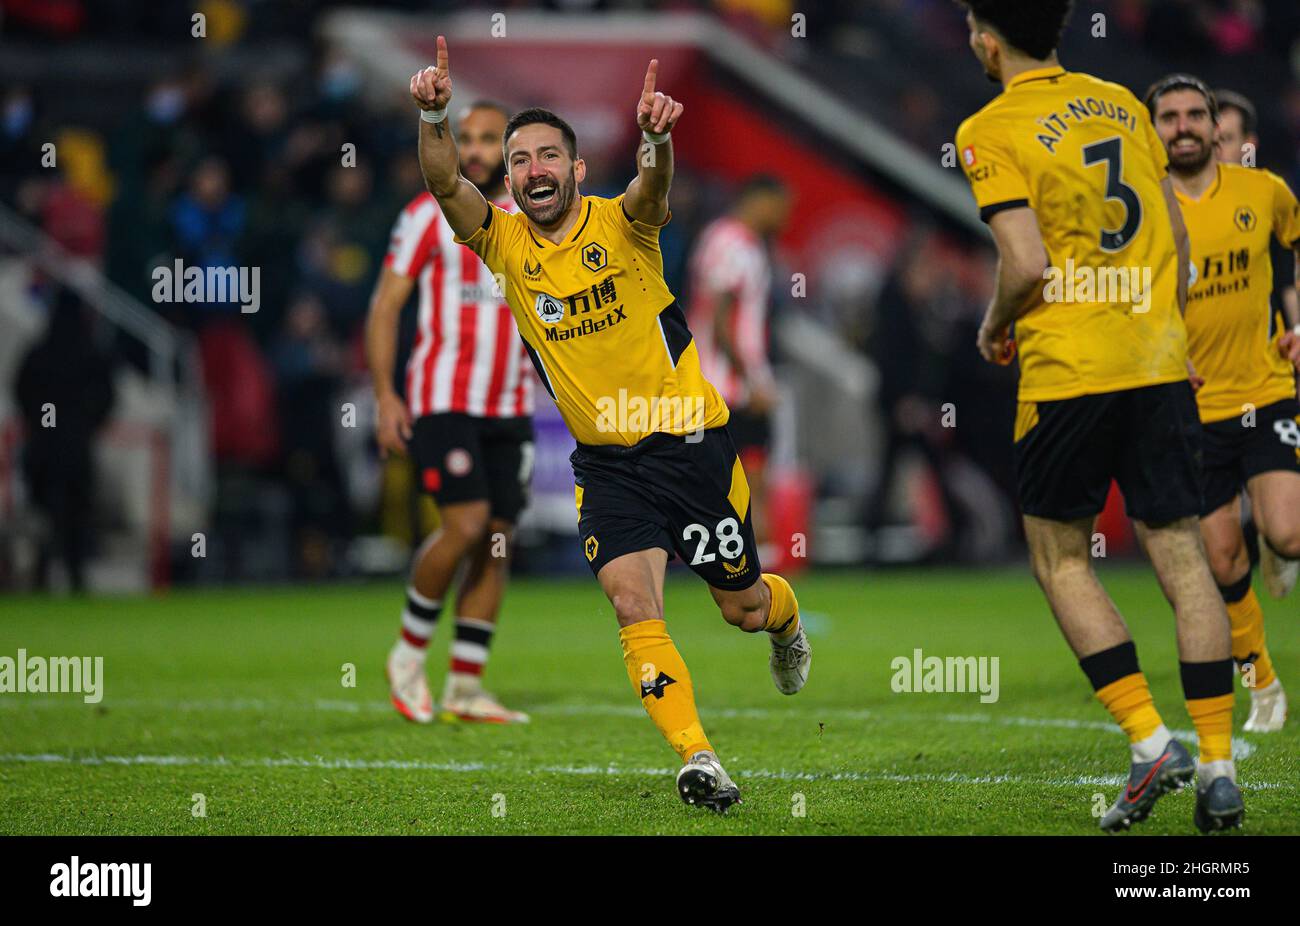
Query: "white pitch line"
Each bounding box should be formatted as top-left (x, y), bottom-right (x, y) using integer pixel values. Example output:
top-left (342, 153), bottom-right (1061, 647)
top-left (0, 751), bottom-right (1288, 791)
top-left (0, 696), bottom-right (1261, 759)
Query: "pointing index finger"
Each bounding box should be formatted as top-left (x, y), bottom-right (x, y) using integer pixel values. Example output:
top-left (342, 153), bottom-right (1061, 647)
top-left (437, 35), bottom-right (449, 74)
top-left (642, 58), bottom-right (658, 101)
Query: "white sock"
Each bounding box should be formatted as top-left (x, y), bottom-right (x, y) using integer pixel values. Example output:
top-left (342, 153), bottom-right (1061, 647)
top-left (1250, 677), bottom-right (1281, 698)
top-left (1131, 724), bottom-right (1172, 763)
top-left (1198, 758), bottom-right (1236, 788)
top-left (444, 671), bottom-right (481, 697)
top-left (394, 637), bottom-right (427, 663)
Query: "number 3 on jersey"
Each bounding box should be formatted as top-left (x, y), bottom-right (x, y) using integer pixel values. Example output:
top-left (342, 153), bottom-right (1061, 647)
top-left (683, 518), bottom-right (745, 566)
top-left (1083, 136), bottom-right (1143, 252)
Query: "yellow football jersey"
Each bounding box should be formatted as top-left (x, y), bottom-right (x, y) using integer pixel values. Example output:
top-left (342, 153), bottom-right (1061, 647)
top-left (456, 193), bottom-right (729, 446)
top-left (956, 66), bottom-right (1189, 402)
top-left (1178, 163), bottom-right (1300, 423)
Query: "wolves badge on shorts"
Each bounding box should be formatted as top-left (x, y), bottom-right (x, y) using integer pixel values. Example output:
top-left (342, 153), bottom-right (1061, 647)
top-left (584, 535), bottom-right (599, 562)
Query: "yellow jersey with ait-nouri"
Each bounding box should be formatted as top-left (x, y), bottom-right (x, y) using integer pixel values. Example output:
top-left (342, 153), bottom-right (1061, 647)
top-left (1177, 163), bottom-right (1300, 423)
top-left (455, 193), bottom-right (728, 447)
top-left (956, 66), bottom-right (1189, 402)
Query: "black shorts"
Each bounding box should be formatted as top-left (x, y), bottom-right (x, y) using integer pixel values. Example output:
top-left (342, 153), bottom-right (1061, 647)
top-left (1200, 397), bottom-right (1300, 515)
top-left (1013, 380), bottom-right (1202, 524)
top-left (726, 407), bottom-right (771, 465)
top-left (571, 427), bottom-right (761, 590)
top-left (411, 413), bottom-right (534, 522)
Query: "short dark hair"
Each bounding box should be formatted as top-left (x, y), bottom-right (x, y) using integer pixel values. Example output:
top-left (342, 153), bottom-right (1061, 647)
top-left (1214, 89), bottom-right (1257, 137)
top-left (462, 99), bottom-right (511, 121)
top-left (737, 173), bottom-right (787, 200)
top-left (1144, 73), bottom-right (1219, 122)
top-left (957, 0), bottom-right (1074, 60)
top-left (503, 107), bottom-right (578, 160)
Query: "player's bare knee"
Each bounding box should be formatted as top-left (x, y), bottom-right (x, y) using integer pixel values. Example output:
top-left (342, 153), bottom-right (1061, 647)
top-left (610, 591), bottom-right (663, 627)
top-left (442, 504), bottom-right (491, 550)
top-left (1206, 544), bottom-right (1247, 587)
top-left (1029, 549), bottom-right (1091, 594)
top-left (1265, 526), bottom-right (1300, 561)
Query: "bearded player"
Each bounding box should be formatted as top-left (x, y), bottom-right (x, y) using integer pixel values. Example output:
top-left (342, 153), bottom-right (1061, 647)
top-left (954, 1), bottom-right (1242, 832)
top-left (407, 37), bottom-right (810, 812)
top-left (367, 100), bottom-right (533, 725)
top-left (1146, 75), bottom-right (1300, 733)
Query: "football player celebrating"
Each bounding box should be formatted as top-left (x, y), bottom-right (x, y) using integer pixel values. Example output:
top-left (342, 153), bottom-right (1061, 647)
top-left (407, 37), bottom-right (810, 813)
top-left (1146, 76), bottom-right (1300, 733)
top-left (367, 100), bottom-right (533, 725)
top-left (954, 1), bottom-right (1242, 832)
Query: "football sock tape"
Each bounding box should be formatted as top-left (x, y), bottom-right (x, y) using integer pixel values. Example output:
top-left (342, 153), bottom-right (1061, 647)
top-left (1181, 659), bottom-right (1235, 764)
top-left (761, 573), bottom-right (800, 640)
top-left (1080, 642), bottom-right (1164, 744)
top-left (1220, 584), bottom-right (1276, 690)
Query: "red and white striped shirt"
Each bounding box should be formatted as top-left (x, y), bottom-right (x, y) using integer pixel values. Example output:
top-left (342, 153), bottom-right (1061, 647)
top-left (384, 192), bottom-right (533, 419)
top-left (687, 215), bottom-right (773, 407)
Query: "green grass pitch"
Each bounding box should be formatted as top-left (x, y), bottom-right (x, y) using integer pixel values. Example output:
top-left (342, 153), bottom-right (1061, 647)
top-left (1, 566), bottom-right (1296, 835)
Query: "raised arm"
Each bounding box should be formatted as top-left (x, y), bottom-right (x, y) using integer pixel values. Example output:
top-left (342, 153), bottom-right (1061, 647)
top-left (410, 36), bottom-right (488, 240)
top-left (623, 59), bottom-right (682, 225)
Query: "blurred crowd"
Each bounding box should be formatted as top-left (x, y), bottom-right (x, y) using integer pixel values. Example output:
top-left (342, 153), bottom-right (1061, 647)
top-left (3, 0), bottom-right (1298, 581)
top-left (0, 1), bottom-right (821, 579)
top-left (797, 0), bottom-right (1300, 190)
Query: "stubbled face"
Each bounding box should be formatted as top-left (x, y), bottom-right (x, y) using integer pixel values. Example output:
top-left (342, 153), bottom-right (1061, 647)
top-left (504, 123), bottom-right (585, 228)
top-left (1215, 108), bottom-right (1253, 165)
top-left (1153, 89), bottom-right (1216, 175)
top-left (457, 107), bottom-right (507, 194)
top-left (967, 13), bottom-right (1001, 83)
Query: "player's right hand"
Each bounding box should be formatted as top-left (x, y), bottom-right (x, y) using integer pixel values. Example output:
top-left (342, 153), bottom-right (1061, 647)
top-left (1278, 329), bottom-right (1300, 371)
top-left (1186, 359), bottom-right (1205, 393)
top-left (976, 321), bottom-right (1014, 366)
top-left (410, 35), bottom-right (453, 112)
top-left (375, 392), bottom-right (413, 459)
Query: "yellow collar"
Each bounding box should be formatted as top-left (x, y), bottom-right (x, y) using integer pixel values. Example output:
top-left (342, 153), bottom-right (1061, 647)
top-left (1174, 163), bottom-right (1223, 205)
top-left (1007, 65), bottom-right (1066, 90)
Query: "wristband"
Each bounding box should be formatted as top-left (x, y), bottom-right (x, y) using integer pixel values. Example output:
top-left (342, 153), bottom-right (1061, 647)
top-left (420, 107), bottom-right (448, 124)
top-left (642, 128), bottom-right (670, 144)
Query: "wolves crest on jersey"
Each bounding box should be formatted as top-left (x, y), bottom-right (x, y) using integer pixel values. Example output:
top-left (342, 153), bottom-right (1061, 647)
top-left (1177, 163), bottom-right (1300, 423)
top-left (455, 194), bottom-right (729, 446)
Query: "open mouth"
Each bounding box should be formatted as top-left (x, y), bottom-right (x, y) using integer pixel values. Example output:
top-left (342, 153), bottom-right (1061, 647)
top-left (1171, 138), bottom-right (1202, 155)
top-left (526, 183), bottom-right (557, 207)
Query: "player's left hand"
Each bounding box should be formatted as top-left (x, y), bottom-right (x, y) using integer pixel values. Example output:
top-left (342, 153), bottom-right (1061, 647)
top-left (636, 59), bottom-right (683, 135)
top-left (1278, 329), bottom-right (1300, 371)
top-left (976, 320), bottom-right (1014, 365)
top-left (1187, 359), bottom-right (1205, 393)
